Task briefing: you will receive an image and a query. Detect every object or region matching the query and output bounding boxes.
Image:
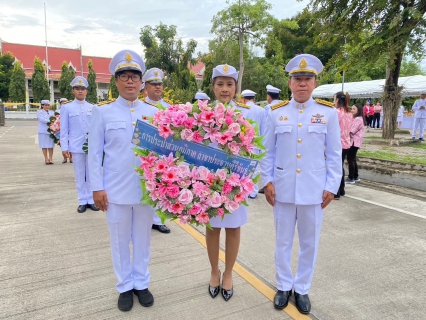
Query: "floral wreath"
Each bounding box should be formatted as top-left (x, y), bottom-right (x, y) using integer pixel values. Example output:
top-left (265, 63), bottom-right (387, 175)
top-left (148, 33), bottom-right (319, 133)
top-left (134, 100), bottom-right (265, 228)
top-left (47, 112), bottom-right (61, 145)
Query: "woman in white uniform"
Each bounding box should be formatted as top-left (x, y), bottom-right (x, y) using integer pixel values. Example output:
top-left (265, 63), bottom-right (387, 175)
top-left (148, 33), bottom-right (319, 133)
top-left (397, 105), bottom-right (405, 129)
top-left (207, 64), bottom-right (248, 302)
top-left (37, 100), bottom-right (55, 164)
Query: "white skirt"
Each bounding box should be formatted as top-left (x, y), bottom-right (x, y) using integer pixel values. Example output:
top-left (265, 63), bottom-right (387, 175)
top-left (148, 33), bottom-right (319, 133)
top-left (38, 133), bottom-right (54, 148)
top-left (397, 116), bottom-right (403, 122)
top-left (209, 205), bottom-right (247, 228)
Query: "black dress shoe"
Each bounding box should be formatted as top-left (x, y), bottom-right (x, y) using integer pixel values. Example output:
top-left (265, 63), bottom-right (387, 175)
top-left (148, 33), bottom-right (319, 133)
top-left (209, 284), bottom-right (220, 298)
top-left (258, 187), bottom-right (265, 194)
top-left (152, 224), bottom-right (170, 233)
top-left (86, 204), bottom-right (100, 211)
top-left (294, 292), bottom-right (311, 314)
top-left (248, 194), bottom-right (257, 199)
top-left (77, 205), bottom-right (87, 213)
top-left (133, 288), bottom-right (154, 307)
top-left (221, 285), bottom-right (233, 301)
top-left (117, 290), bottom-right (133, 311)
top-left (274, 290), bottom-right (292, 309)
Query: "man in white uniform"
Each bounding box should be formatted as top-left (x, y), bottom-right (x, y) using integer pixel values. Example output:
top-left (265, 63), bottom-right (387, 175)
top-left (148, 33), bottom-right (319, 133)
top-left (60, 77), bottom-right (98, 212)
top-left (241, 89), bottom-right (265, 199)
top-left (261, 54), bottom-right (342, 314)
top-left (140, 68), bottom-right (172, 234)
top-left (412, 91), bottom-right (426, 141)
top-left (89, 50), bottom-right (157, 312)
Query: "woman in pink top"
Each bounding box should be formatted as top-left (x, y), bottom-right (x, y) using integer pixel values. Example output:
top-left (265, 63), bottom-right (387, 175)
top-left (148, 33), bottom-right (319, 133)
top-left (372, 102), bottom-right (382, 129)
top-left (363, 101), bottom-right (372, 128)
top-left (345, 104), bottom-right (366, 184)
top-left (334, 91), bottom-right (354, 199)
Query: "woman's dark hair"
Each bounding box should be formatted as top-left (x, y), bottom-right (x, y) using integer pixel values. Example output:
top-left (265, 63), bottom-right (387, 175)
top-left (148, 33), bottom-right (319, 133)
top-left (334, 91), bottom-right (350, 112)
top-left (352, 103), bottom-right (366, 125)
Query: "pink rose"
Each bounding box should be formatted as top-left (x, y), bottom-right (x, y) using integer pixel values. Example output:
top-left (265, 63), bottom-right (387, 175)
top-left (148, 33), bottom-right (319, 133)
top-left (177, 164), bottom-right (191, 178)
top-left (166, 184), bottom-right (180, 198)
top-left (222, 182), bottom-right (233, 194)
top-left (179, 215), bottom-right (191, 224)
top-left (178, 188), bottom-right (194, 205)
top-left (225, 200), bottom-right (239, 212)
top-left (193, 131), bottom-right (204, 143)
top-left (227, 141), bottom-right (241, 155)
top-left (214, 103), bottom-right (226, 114)
top-left (181, 129), bottom-right (194, 141)
top-left (217, 208), bottom-right (225, 217)
top-left (216, 169), bottom-right (228, 181)
top-left (195, 212), bottom-right (210, 223)
top-left (171, 110), bottom-right (188, 127)
top-left (225, 116), bottom-right (233, 125)
top-left (226, 173), bottom-right (241, 187)
top-left (228, 123), bottom-right (241, 135)
top-left (169, 202), bottom-right (184, 214)
top-left (240, 177), bottom-right (255, 193)
top-left (145, 180), bottom-right (157, 191)
top-left (209, 192), bottom-right (223, 208)
top-left (183, 117), bottom-right (196, 129)
top-left (192, 181), bottom-right (210, 198)
top-left (179, 102), bottom-right (193, 113)
top-left (197, 166), bottom-right (210, 181)
top-left (189, 203), bottom-right (203, 215)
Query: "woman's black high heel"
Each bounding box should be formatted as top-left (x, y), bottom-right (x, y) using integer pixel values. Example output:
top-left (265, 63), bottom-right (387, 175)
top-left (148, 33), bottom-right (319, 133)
top-left (209, 271), bottom-right (221, 298)
top-left (221, 284), bottom-right (233, 301)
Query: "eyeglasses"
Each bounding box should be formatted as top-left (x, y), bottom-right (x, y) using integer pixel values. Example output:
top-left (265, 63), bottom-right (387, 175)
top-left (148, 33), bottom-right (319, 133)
top-left (118, 74), bottom-right (141, 82)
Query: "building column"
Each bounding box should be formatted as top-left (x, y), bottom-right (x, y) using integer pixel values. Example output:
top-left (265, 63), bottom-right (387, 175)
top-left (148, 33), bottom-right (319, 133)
top-left (25, 78), bottom-right (29, 118)
top-left (50, 79), bottom-right (54, 104)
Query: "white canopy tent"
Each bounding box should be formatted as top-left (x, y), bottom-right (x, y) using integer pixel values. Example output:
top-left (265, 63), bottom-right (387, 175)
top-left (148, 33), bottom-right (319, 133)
top-left (312, 75), bottom-right (426, 99)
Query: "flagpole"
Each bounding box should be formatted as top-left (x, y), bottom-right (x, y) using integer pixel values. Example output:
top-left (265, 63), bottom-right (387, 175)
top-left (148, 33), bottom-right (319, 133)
top-left (44, 3), bottom-right (49, 81)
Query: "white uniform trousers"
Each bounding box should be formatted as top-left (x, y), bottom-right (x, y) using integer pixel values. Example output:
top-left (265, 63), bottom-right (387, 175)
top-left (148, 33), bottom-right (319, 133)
top-left (412, 118), bottom-right (425, 138)
top-left (71, 153), bottom-right (93, 205)
top-left (106, 203), bottom-right (155, 293)
top-left (274, 202), bottom-right (324, 295)
top-left (152, 213), bottom-right (164, 225)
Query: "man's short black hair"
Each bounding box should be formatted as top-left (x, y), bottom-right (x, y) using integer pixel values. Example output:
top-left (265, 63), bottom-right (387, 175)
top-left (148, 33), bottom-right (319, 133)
top-left (244, 96), bottom-right (255, 100)
top-left (115, 70), bottom-right (142, 79)
top-left (267, 92), bottom-right (279, 100)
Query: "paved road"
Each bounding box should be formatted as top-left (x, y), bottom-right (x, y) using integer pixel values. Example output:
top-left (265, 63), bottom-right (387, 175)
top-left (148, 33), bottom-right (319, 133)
top-left (1, 120), bottom-right (425, 320)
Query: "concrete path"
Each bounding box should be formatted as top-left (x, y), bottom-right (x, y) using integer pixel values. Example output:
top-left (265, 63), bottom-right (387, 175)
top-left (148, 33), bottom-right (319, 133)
top-left (1, 120), bottom-right (425, 320)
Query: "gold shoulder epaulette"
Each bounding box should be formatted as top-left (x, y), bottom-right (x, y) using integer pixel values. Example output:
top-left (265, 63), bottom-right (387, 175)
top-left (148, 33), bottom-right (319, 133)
top-left (163, 98), bottom-right (174, 105)
top-left (140, 98), bottom-right (158, 108)
top-left (97, 99), bottom-right (116, 106)
top-left (62, 100), bottom-right (71, 105)
top-left (315, 99), bottom-right (334, 108)
top-left (271, 100), bottom-right (289, 111)
top-left (233, 100), bottom-right (250, 109)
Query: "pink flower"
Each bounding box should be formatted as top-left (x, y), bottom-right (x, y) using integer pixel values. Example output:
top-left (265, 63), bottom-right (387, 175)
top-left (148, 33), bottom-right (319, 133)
top-left (145, 180), bottom-right (157, 191)
top-left (154, 160), bottom-right (168, 173)
top-left (209, 192), bottom-right (223, 208)
top-left (203, 123), bottom-right (219, 142)
top-left (199, 111), bottom-right (215, 125)
top-left (140, 153), bottom-right (158, 167)
top-left (166, 184), bottom-right (180, 198)
top-left (197, 166), bottom-right (210, 181)
top-left (217, 132), bottom-right (232, 145)
top-left (192, 181), bottom-right (210, 198)
top-left (150, 189), bottom-right (163, 201)
top-left (177, 164), bottom-right (190, 178)
top-left (234, 192), bottom-right (245, 204)
top-left (179, 215), bottom-right (191, 224)
top-left (179, 102), bottom-right (193, 113)
top-left (214, 103), bottom-right (226, 114)
top-left (169, 202), bottom-right (184, 214)
top-left (240, 177), bottom-right (255, 193)
top-left (193, 131), bottom-right (204, 143)
top-left (227, 173), bottom-right (241, 187)
top-left (227, 141), bottom-right (241, 155)
top-left (222, 182), bottom-right (233, 194)
top-left (198, 100), bottom-right (211, 111)
top-left (143, 169), bottom-right (156, 180)
top-left (225, 201), bottom-right (239, 212)
top-left (183, 117), bottom-right (196, 129)
top-left (228, 123), bottom-right (241, 135)
top-left (216, 169), bottom-right (228, 181)
top-left (163, 168), bottom-right (179, 183)
top-left (158, 124), bottom-right (173, 139)
top-left (189, 203), bottom-right (203, 215)
top-left (196, 212), bottom-right (210, 223)
top-left (171, 110), bottom-right (188, 127)
top-left (225, 116), bottom-right (233, 125)
top-left (181, 128), bottom-right (194, 141)
top-left (217, 208), bottom-right (225, 217)
top-left (206, 173), bottom-right (217, 185)
top-left (178, 188), bottom-right (194, 205)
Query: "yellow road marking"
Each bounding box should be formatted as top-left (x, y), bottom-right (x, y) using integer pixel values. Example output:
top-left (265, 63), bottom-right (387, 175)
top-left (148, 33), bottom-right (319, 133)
top-left (174, 221), bottom-right (311, 320)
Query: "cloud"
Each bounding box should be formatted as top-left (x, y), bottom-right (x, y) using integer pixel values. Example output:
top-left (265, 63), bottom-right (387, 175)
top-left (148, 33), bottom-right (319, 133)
top-left (0, 14), bottom-right (42, 28)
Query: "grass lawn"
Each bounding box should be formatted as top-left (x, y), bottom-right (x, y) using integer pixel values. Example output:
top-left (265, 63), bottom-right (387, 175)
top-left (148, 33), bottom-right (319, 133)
top-left (358, 149), bottom-right (426, 165)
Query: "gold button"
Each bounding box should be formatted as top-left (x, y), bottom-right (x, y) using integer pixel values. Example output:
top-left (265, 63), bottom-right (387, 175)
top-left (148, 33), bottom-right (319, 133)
top-left (302, 104), bottom-right (306, 109)
top-left (131, 108), bottom-right (135, 112)
top-left (296, 103), bottom-right (299, 108)
top-left (297, 154), bottom-right (301, 159)
top-left (296, 169), bottom-right (301, 173)
top-left (299, 110), bottom-right (303, 114)
top-left (298, 123), bottom-right (302, 127)
top-left (132, 122), bottom-right (136, 126)
top-left (134, 152), bottom-right (138, 156)
top-left (127, 101), bottom-right (131, 106)
top-left (297, 139), bottom-right (302, 143)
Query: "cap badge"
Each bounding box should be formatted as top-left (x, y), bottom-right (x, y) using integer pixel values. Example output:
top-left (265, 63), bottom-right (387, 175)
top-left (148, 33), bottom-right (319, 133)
top-left (125, 53), bottom-right (133, 63)
top-left (78, 79), bottom-right (83, 85)
top-left (222, 64), bottom-right (229, 73)
top-left (154, 71), bottom-right (159, 76)
top-left (299, 58), bottom-right (308, 69)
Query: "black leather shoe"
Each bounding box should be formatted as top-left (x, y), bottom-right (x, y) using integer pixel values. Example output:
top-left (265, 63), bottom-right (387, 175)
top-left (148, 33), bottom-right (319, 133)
top-left (248, 194), bottom-right (257, 199)
top-left (274, 290), bottom-right (292, 309)
top-left (117, 290), bottom-right (133, 311)
top-left (133, 288), bottom-right (154, 307)
top-left (152, 224), bottom-right (170, 233)
top-left (77, 205), bottom-right (87, 213)
top-left (209, 284), bottom-right (220, 298)
top-left (86, 204), bottom-right (100, 211)
top-left (258, 187), bottom-right (265, 194)
top-left (294, 292), bottom-right (311, 314)
top-left (221, 285), bottom-right (233, 301)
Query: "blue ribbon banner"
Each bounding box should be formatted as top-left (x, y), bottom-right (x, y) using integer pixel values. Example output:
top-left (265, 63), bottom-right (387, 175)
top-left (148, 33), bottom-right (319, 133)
top-left (133, 120), bottom-right (258, 177)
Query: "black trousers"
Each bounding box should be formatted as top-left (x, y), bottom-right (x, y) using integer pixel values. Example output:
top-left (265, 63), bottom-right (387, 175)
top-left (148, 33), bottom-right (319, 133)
top-left (338, 149), bottom-right (350, 196)
top-left (372, 113), bottom-right (381, 128)
top-left (366, 115), bottom-right (372, 127)
top-left (347, 145), bottom-right (359, 180)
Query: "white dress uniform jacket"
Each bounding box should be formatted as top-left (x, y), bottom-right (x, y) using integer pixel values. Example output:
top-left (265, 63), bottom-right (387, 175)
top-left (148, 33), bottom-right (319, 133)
top-left (412, 98), bottom-right (426, 138)
top-left (246, 101), bottom-right (265, 136)
top-left (261, 98), bottom-right (342, 204)
top-left (89, 96), bottom-right (159, 204)
top-left (37, 109), bottom-right (54, 134)
top-left (60, 99), bottom-right (93, 153)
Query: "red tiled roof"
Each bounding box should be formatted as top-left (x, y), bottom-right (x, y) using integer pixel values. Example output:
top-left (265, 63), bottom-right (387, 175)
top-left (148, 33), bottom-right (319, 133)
top-left (1, 42), bottom-right (111, 83)
top-left (189, 60), bottom-right (205, 79)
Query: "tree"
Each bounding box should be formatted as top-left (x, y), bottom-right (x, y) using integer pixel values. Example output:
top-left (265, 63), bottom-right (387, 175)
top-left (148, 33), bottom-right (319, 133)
top-left (211, 0), bottom-right (274, 93)
top-left (108, 75), bottom-right (119, 99)
top-left (58, 62), bottom-right (76, 100)
top-left (32, 57), bottom-right (50, 103)
top-left (0, 52), bottom-right (15, 101)
top-left (8, 61), bottom-right (26, 102)
top-left (200, 54), bottom-right (214, 98)
top-left (309, 0), bottom-right (426, 139)
top-left (400, 58), bottom-right (425, 76)
top-left (86, 60), bottom-right (98, 103)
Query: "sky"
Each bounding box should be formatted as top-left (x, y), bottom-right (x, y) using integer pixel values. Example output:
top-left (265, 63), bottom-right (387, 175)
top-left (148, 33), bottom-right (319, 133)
top-left (0, 0), bottom-right (309, 58)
